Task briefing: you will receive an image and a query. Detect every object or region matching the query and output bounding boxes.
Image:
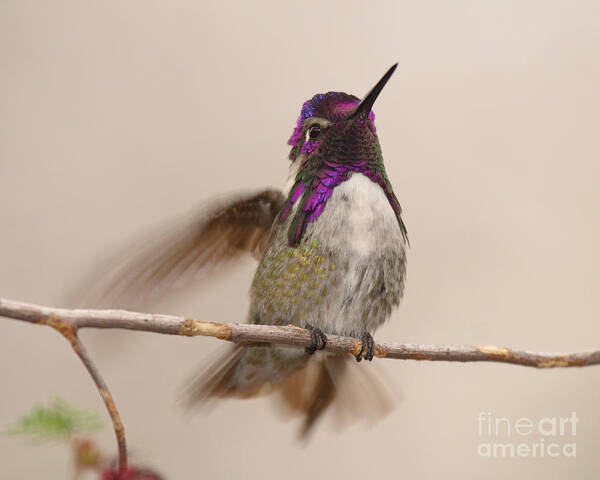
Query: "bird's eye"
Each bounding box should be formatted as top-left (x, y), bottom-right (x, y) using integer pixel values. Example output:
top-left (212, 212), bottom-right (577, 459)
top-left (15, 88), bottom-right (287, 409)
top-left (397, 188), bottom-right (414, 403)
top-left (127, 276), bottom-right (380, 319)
top-left (308, 124), bottom-right (321, 139)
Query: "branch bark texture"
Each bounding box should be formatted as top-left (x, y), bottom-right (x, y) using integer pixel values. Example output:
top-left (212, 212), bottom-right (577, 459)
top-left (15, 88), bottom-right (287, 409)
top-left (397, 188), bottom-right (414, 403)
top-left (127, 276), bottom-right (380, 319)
top-left (2, 297), bottom-right (599, 368)
top-left (3, 296), bottom-right (600, 473)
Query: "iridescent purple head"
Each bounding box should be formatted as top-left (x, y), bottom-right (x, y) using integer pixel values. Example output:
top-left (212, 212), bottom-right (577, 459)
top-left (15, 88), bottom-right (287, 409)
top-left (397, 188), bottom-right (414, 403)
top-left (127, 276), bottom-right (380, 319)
top-left (287, 63), bottom-right (397, 162)
top-left (279, 64), bottom-right (408, 247)
top-left (287, 92), bottom-right (376, 159)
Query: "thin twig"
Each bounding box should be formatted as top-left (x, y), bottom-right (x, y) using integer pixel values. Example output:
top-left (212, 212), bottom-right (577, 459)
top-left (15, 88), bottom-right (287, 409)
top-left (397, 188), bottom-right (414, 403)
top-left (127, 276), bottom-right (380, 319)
top-left (71, 337), bottom-right (127, 471)
top-left (1, 298), bottom-right (128, 473)
top-left (2, 297), bottom-right (600, 368)
top-left (3, 296), bottom-right (600, 472)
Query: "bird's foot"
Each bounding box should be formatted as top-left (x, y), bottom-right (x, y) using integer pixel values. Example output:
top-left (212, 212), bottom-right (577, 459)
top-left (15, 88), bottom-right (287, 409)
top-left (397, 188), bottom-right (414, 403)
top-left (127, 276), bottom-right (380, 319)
top-left (355, 332), bottom-right (375, 362)
top-left (305, 324), bottom-right (328, 355)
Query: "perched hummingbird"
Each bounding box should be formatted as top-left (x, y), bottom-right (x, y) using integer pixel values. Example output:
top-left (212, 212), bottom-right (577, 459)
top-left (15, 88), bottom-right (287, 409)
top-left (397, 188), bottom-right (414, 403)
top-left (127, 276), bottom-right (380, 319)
top-left (89, 64), bottom-right (408, 436)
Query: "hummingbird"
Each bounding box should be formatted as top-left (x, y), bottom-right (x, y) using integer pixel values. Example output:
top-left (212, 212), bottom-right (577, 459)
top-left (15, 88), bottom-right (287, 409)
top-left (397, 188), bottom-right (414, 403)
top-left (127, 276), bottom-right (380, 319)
top-left (88, 64), bottom-right (408, 436)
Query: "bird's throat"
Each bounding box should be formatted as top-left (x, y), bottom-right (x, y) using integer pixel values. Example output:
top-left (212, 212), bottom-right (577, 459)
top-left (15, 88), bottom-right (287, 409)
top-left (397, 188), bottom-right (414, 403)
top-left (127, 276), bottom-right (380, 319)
top-left (278, 164), bottom-right (405, 247)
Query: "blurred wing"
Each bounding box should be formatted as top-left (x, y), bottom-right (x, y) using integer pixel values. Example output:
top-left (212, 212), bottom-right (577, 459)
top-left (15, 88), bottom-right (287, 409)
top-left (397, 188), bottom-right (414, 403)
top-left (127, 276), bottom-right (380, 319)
top-left (78, 189), bottom-right (284, 308)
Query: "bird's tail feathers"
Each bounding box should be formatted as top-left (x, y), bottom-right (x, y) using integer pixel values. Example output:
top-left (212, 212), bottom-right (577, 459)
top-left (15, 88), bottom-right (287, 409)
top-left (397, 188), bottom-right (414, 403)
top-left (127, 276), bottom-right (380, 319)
top-left (277, 355), bottom-right (397, 438)
top-left (182, 346), bottom-right (397, 438)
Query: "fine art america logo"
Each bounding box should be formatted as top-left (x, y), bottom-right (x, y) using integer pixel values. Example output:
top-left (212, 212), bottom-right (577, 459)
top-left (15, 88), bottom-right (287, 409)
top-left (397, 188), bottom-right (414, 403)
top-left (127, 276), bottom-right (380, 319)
top-left (477, 412), bottom-right (578, 458)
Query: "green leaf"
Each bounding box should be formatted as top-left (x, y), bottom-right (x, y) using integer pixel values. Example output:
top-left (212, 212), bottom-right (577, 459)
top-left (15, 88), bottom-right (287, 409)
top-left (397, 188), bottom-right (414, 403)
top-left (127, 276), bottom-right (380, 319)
top-left (5, 398), bottom-right (103, 441)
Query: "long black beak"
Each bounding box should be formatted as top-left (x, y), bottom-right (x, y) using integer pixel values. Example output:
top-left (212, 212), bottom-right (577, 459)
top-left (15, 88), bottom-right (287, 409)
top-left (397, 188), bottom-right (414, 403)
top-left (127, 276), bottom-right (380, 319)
top-left (350, 63), bottom-right (398, 119)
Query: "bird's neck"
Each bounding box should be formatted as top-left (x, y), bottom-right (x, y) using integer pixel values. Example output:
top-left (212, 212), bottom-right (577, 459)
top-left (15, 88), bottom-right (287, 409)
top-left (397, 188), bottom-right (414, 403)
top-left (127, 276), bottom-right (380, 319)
top-left (278, 154), bottom-right (403, 247)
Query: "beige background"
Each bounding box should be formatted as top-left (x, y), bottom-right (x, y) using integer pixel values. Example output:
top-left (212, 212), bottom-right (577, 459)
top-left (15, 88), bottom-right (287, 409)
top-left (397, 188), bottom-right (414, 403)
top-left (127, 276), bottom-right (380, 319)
top-left (2, 0), bottom-right (600, 478)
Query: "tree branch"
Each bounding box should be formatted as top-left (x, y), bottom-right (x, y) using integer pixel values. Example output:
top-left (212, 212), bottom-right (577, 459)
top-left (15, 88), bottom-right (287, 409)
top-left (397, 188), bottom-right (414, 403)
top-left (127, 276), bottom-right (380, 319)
top-left (2, 297), bottom-right (600, 368)
top-left (2, 296), bottom-right (600, 470)
top-left (0, 298), bottom-right (128, 473)
top-left (70, 336), bottom-right (127, 472)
